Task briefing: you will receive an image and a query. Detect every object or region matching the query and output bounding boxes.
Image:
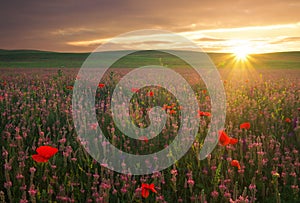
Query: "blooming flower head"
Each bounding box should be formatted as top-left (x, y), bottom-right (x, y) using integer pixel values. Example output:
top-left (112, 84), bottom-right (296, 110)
top-left (198, 110), bottom-right (211, 117)
top-left (219, 130), bottom-right (238, 146)
top-left (66, 85), bottom-right (73, 90)
top-left (285, 118), bottom-right (291, 123)
top-left (98, 83), bottom-right (105, 88)
top-left (169, 109), bottom-right (177, 115)
top-left (32, 146), bottom-right (58, 163)
top-left (141, 183), bottom-right (157, 198)
top-left (131, 88), bottom-right (139, 93)
top-left (147, 91), bottom-right (154, 97)
top-left (231, 160), bottom-right (241, 169)
top-left (139, 136), bottom-right (149, 143)
top-left (240, 122), bottom-right (251, 130)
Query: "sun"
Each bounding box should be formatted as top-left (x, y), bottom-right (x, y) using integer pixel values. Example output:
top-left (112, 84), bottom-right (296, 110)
top-left (232, 45), bottom-right (252, 61)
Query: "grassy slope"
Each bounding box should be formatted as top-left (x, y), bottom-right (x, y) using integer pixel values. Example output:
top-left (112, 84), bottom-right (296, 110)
top-left (0, 49), bottom-right (299, 69)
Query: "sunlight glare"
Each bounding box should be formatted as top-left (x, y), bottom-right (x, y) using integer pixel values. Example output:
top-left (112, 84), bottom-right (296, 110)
top-left (233, 45), bottom-right (251, 61)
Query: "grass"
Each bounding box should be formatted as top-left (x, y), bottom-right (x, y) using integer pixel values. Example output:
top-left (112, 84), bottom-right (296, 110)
top-left (0, 49), bottom-right (300, 69)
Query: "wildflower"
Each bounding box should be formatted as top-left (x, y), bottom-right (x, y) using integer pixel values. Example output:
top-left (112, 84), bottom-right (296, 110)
top-left (249, 184), bottom-right (256, 190)
top-left (211, 190), bottom-right (219, 198)
top-left (66, 85), bottom-right (73, 90)
top-left (147, 91), bottom-right (154, 97)
top-left (89, 123), bottom-right (98, 130)
top-left (29, 167), bottom-right (36, 173)
top-left (187, 178), bottom-right (195, 187)
top-left (271, 171), bottom-right (280, 178)
top-left (28, 186), bottom-right (37, 196)
top-left (139, 136), bottom-right (149, 143)
top-left (141, 183), bottom-right (157, 198)
top-left (219, 130), bottom-right (238, 146)
top-left (131, 88), bottom-right (139, 93)
top-left (285, 118), bottom-right (291, 123)
top-left (240, 122), bottom-right (250, 130)
top-left (231, 160), bottom-right (241, 169)
top-left (169, 109), bottom-right (177, 115)
top-left (198, 110), bottom-right (211, 117)
top-left (32, 146), bottom-right (58, 163)
top-left (98, 83), bottom-right (105, 88)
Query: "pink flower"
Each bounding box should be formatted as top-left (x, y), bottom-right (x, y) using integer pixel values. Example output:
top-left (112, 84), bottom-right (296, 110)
top-left (211, 190), bottom-right (219, 198)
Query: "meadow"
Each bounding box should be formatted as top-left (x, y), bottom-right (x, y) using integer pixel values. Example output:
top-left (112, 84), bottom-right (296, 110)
top-left (0, 50), bottom-right (299, 202)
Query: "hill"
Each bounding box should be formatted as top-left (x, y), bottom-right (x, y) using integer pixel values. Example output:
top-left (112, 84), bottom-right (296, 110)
top-left (0, 49), bottom-right (299, 69)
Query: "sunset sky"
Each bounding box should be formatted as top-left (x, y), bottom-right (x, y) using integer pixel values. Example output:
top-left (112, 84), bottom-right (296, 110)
top-left (0, 0), bottom-right (299, 53)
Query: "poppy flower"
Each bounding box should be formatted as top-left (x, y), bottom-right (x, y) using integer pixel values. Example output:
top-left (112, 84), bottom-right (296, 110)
top-left (198, 110), bottom-right (211, 117)
top-left (66, 85), bottom-right (73, 90)
top-left (231, 160), bottom-right (241, 169)
top-left (219, 130), bottom-right (238, 146)
top-left (131, 88), bottom-right (139, 93)
top-left (240, 122), bottom-right (250, 130)
top-left (147, 91), bottom-right (154, 97)
top-left (32, 146), bottom-right (58, 163)
top-left (229, 138), bottom-right (238, 145)
top-left (98, 83), bottom-right (105, 88)
top-left (285, 118), bottom-right (291, 123)
top-left (169, 109), bottom-right (177, 115)
top-left (141, 183), bottom-right (157, 198)
top-left (139, 136), bottom-right (149, 143)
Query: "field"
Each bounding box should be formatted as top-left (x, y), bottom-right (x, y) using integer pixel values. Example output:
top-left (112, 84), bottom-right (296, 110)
top-left (0, 50), bottom-right (299, 202)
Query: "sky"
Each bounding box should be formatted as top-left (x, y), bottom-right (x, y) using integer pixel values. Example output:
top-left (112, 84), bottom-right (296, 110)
top-left (0, 0), bottom-right (299, 53)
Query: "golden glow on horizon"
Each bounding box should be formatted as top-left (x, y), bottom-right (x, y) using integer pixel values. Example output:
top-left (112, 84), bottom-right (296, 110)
top-left (232, 45), bottom-right (251, 61)
top-left (66, 22), bottom-right (300, 53)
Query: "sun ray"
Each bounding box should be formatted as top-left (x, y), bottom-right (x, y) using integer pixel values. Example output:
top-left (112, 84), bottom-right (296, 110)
top-left (232, 44), bottom-right (253, 61)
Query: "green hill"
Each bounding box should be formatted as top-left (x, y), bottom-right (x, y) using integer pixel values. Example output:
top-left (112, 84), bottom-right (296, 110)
top-left (0, 49), bottom-right (299, 69)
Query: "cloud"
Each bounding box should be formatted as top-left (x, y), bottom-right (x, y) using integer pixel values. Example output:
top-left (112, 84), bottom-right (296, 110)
top-left (195, 37), bottom-right (227, 42)
top-left (0, 0), bottom-right (299, 52)
top-left (270, 36), bottom-right (300, 44)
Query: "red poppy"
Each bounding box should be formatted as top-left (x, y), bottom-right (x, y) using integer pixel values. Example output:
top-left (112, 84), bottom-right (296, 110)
top-left (169, 109), bottom-right (177, 115)
top-left (32, 146), bottom-right (58, 163)
top-left (219, 130), bottom-right (238, 146)
top-left (285, 118), bottom-right (291, 123)
top-left (98, 83), bottom-right (105, 88)
top-left (229, 138), bottom-right (238, 145)
top-left (139, 136), bottom-right (149, 143)
top-left (147, 91), bottom-right (154, 97)
top-left (240, 122), bottom-right (250, 130)
top-left (66, 85), bottom-right (73, 90)
top-left (141, 183), bottom-right (157, 198)
top-left (131, 88), bottom-right (139, 93)
top-left (231, 160), bottom-right (241, 169)
top-left (198, 110), bottom-right (211, 117)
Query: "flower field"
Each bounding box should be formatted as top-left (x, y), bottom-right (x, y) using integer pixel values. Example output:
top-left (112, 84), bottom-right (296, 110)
top-left (0, 66), bottom-right (299, 203)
